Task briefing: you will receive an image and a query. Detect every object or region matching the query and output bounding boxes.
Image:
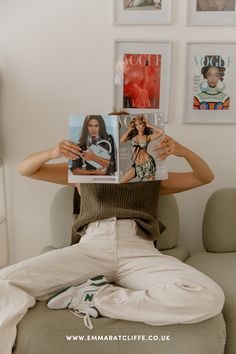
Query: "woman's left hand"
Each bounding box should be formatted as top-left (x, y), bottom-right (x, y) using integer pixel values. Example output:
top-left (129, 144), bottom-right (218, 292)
top-left (155, 135), bottom-right (187, 160)
top-left (81, 149), bottom-right (96, 161)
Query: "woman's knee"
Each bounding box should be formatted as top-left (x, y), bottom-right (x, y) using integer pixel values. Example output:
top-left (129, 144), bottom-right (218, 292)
top-left (175, 278), bottom-right (225, 320)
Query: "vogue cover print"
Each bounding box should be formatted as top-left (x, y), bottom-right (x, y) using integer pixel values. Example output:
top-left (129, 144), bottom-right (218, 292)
top-left (124, 0), bottom-right (162, 10)
top-left (69, 115), bottom-right (118, 183)
top-left (119, 113), bottom-right (167, 182)
top-left (193, 55), bottom-right (231, 110)
top-left (196, 0), bottom-right (235, 11)
top-left (123, 54), bottom-right (161, 109)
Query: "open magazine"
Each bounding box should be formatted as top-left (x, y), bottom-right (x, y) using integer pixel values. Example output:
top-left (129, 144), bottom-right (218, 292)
top-left (68, 113), bottom-right (168, 183)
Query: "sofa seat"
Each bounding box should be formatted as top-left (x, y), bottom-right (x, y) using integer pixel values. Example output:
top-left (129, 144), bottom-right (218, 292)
top-left (186, 252), bottom-right (236, 354)
top-left (161, 245), bottom-right (190, 262)
top-left (14, 301), bottom-right (225, 354)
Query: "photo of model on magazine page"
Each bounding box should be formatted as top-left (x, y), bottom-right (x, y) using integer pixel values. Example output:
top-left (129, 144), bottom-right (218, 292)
top-left (68, 113), bottom-right (167, 184)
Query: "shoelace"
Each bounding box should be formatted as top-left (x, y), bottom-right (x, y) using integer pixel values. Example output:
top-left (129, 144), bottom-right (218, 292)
top-left (70, 309), bottom-right (93, 330)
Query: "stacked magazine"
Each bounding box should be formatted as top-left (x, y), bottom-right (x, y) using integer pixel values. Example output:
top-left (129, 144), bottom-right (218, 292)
top-left (68, 113), bottom-right (168, 183)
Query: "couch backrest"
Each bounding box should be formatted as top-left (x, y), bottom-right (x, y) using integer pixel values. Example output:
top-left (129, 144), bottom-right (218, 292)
top-left (49, 186), bottom-right (180, 250)
top-left (203, 188), bottom-right (236, 253)
top-left (156, 194), bottom-right (180, 250)
top-left (49, 186), bottom-right (74, 248)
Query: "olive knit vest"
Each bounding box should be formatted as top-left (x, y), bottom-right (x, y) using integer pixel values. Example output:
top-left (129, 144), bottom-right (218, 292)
top-left (72, 181), bottom-right (164, 244)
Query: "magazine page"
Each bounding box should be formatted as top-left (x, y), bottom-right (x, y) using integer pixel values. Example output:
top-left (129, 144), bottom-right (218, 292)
top-left (68, 115), bottom-right (119, 184)
top-left (119, 113), bottom-right (168, 183)
top-left (193, 55), bottom-right (231, 110)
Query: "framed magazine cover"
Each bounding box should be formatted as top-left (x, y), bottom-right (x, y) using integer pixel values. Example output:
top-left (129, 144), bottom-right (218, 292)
top-left (114, 40), bottom-right (172, 121)
top-left (186, 0), bottom-right (236, 26)
top-left (183, 42), bottom-right (236, 124)
top-left (113, 0), bottom-right (172, 25)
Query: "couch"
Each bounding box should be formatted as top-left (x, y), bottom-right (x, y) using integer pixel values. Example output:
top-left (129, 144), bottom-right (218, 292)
top-left (13, 187), bottom-right (226, 354)
top-left (186, 188), bottom-right (236, 354)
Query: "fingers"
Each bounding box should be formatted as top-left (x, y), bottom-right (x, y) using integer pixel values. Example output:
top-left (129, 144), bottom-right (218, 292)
top-left (59, 140), bottom-right (82, 160)
top-left (155, 135), bottom-right (175, 160)
top-left (95, 167), bottom-right (107, 175)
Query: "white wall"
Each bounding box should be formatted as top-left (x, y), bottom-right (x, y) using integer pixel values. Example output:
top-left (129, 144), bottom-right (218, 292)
top-left (0, 0), bottom-right (235, 264)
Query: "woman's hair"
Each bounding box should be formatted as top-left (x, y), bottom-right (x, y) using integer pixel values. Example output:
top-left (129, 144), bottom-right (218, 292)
top-left (201, 55), bottom-right (226, 81)
top-left (108, 109), bottom-right (129, 116)
top-left (128, 114), bottom-right (153, 139)
top-left (79, 115), bottom-right (108, 146)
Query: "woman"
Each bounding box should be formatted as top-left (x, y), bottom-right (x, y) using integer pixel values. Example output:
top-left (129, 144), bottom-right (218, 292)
top-left (193, 55), bottom-right (230, 110)
top-left (0, 117), bottom-right (224, 353)
top-left (71, 115), bottom-right (116, 176)
top-left (120, 114), bottom-right (163, 182)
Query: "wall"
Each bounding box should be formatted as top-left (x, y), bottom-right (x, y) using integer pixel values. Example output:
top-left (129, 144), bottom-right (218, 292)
top-left (0, 0), bottom-right (235, 264)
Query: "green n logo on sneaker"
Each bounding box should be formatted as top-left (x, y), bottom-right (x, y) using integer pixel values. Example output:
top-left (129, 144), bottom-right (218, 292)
top-left (84, 293), bottom-right (93, 302)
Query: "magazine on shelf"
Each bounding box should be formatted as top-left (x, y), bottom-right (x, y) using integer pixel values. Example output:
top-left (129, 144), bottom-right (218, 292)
top-left (68, 113), bottom-right (168, 183)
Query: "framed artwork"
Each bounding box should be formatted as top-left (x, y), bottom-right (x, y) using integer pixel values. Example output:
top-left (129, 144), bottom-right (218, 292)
top-left (113, 0), bottom-right (172, 25)
top-left (114, 40), bottom-right (172, 120)
top-left (187, 0), bottom-right (236, 25)
top-left (183, 42), bottom-right (236, 124)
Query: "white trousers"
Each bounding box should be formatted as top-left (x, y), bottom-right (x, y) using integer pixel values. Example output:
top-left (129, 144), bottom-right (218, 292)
top-left (0, 218), bottom-right (224, 354)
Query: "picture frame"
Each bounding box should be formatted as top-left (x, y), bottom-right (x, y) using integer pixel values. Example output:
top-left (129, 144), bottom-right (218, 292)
top-left (113, 0), bottom-right (172, 25)
top-left (114, 40), bottom-right (172, 121)
top-left (183, 42), bottom-right (236, 124)
top-left (186, 0), bottom-right (236, 26)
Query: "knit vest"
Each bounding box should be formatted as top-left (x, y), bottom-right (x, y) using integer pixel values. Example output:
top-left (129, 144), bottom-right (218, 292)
top-left (71, 181), bottom-right (165, 244)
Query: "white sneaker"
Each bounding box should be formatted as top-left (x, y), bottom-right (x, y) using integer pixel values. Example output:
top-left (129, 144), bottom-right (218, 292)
top-left (47, 275), bottom-right (108, 329)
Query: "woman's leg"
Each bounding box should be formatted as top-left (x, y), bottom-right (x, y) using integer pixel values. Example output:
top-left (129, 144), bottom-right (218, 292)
top-left (94, 221), bottom-right (224, 325)
top-left (0, 225), bottom-right (115, 354)
top-left (121, 167), bottom-right (136, 183)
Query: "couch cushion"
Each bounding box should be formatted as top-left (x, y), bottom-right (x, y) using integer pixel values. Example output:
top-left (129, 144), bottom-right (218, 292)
top-left (203, 188), bottom-right (236, 252)
top-left (157, 194), bottom-right (180, 250)
top-left (14, 301), bottom-right (225, 354)
top-left (186, 252), bottom-right (236, 354)
top-left (161, 245), bottom-right (190, 262)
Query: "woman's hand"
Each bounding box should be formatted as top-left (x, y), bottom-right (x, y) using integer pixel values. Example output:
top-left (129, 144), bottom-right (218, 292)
top-left (81, 149), bottom-right (96, 161)
top-left (95, 167), bottom-right (107, 175)
top-left (155, 135), bottom-right (186, 160)
top-left (17, 139), bottom-right (81, 183)
top-left (128, 120), bottom-right (135, 131)
top-left (49, 140), bottom-right (82, 160)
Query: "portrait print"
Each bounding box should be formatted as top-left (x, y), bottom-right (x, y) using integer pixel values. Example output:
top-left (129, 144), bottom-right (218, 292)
top-left (196, 0), bottom-right (235, 11)
top-left (123, 54), bottom-right (161, 109)
top-left (123, 0), bottom-right (162, 10)
top-left (193, 55), bottom-right (231, 110)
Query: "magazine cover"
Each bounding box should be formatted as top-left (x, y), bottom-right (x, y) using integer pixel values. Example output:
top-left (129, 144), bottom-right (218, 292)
top-left (118, 113), bottom-right (167, 182)
top-left (123, 53), bottom-right (161, 109)
top-left (68, 115), bottom-right (119, 183)
top-left (68, 113), bottom-right (167, 183)
top-left (193, 54), bottom-right (231, 110)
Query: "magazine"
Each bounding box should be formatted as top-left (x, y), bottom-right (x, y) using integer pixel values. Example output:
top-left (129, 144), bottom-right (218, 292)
top-left (68, 113), bottom-right (168, 183)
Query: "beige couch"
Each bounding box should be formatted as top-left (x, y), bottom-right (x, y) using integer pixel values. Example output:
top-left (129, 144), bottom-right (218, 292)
top-left (13, 187), bottom-right (226, 354)
top-left (187, 188), bottom-right (236, 354)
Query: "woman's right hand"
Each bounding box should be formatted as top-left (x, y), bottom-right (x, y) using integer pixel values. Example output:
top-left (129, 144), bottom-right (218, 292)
top-left (94, 167), bottom-right (107, 175)
top-left (49, 140), bottom-right (82, 160)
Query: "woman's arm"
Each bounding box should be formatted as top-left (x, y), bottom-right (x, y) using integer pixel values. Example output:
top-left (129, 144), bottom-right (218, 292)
top-left (17, 140), bottom-right (81, 185)
top-left (145, 118), bottom-right (164, 141)
top-left (120, 124), bottom-right (133, 144)
top-left (72, 167), bottom-right (107, 175)
top-left (156, 135), bottom-right (215, 195)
